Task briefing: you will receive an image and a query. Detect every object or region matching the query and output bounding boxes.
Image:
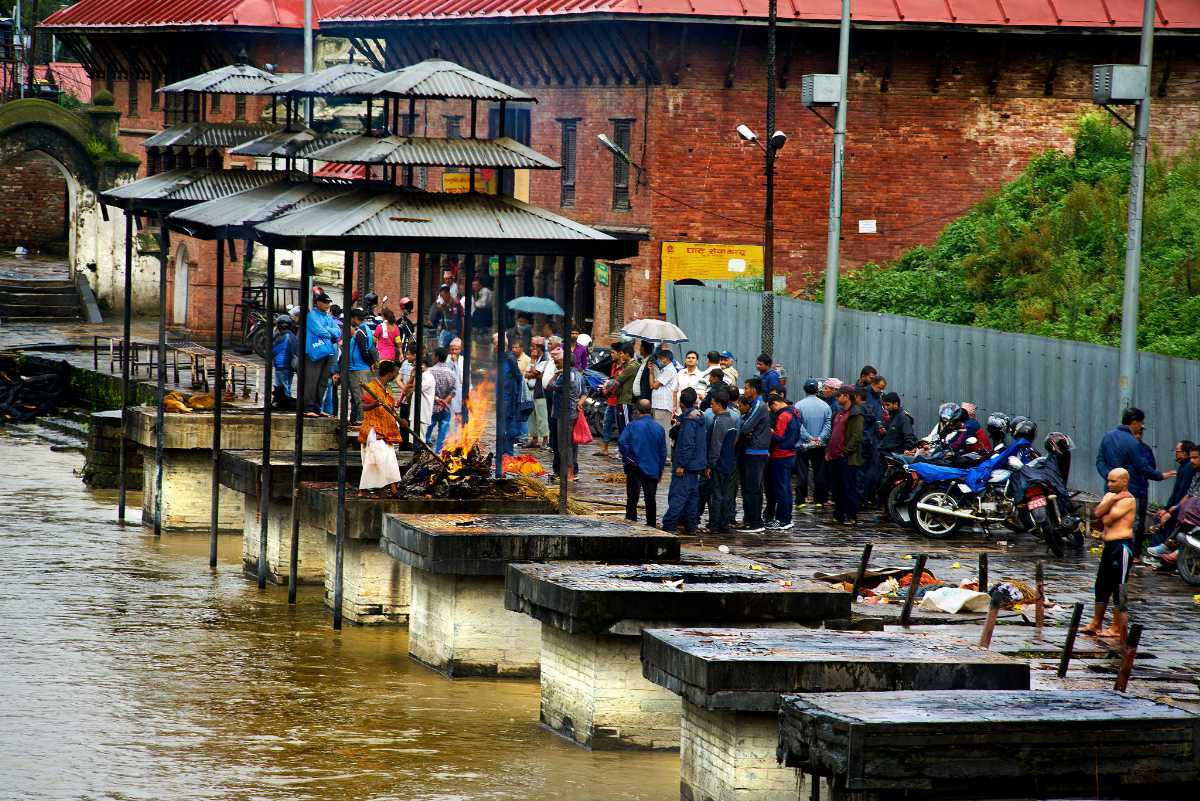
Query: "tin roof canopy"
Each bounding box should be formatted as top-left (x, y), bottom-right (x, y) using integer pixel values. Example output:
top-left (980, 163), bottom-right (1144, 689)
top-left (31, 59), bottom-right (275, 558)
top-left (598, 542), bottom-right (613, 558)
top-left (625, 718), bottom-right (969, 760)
top-left (345, 58), bottom-right (535, 102)
top-left (100, 168), bottom-right (286, 212)
top-left (252, 189), bottom-right (638, 257)
top-left (264, 62), bottom-right (382, 96)
top-left (305, 135), bottom-right (559, 169)
top-left (41, 0), bottom-right (337, 31)
top-left (166, 180), bottom-right (350, 240)
top-left (323, 0), bottom-right (1198, 30)
top-left (159, 64), bottom-right (283, 95)
top-left (143, 121), bottom-right (279, 149)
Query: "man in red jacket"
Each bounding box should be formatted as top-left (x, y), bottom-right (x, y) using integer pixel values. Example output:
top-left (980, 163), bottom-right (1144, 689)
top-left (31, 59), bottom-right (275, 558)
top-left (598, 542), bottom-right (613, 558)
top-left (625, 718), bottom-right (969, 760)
top-left (765, 394), bottom-right (799, 530)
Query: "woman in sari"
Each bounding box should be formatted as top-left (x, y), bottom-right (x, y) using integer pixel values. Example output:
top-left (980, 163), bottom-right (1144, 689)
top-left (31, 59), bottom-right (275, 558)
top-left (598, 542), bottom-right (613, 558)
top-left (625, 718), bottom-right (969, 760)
top-left (359, 360), bottom-right (404, 497)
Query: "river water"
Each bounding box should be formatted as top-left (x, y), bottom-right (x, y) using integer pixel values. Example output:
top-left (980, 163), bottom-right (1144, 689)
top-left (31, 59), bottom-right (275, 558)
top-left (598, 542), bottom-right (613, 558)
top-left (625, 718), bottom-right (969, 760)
top-left (0, 428), bottom-right (677, 801)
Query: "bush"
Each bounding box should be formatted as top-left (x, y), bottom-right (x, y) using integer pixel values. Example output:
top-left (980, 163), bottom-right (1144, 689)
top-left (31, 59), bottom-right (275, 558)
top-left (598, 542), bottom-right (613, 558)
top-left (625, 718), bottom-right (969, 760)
top-left (804, 115), bottom-right (1200, 359)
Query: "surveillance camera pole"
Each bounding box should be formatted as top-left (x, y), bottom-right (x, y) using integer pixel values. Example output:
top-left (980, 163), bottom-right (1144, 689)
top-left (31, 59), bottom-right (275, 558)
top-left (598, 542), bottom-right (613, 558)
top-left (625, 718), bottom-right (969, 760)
top-left (304, 0), bottom-right (314, 125)
top-left (1117, 0), bottom-right (1156, 411)
top-left (819, 0), bottom-right (850, 378)
top-left (761, 0), bottom-right (777, 356)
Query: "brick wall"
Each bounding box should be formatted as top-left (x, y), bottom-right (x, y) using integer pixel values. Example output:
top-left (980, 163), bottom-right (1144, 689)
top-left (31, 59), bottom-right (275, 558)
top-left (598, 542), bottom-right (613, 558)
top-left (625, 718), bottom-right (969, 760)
top-left (0, 151), bottom-right (67, 249)
top-left (163, 234), bottom-right (245, 342)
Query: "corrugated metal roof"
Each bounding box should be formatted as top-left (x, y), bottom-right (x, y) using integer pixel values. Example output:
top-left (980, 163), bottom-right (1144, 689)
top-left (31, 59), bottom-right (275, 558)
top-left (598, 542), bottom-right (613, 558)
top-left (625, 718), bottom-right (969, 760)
top-left (228, 127), bottom-right (351, 157)
top-left (159, 64), bottom-right (283, 95)
top-left (324, 0), bottom-right (1200, 30)
top-left (143, 121), bottom-right (278, 149)
top-left (264, 62), bottom-right (381, 96)
top-left (167, 180), bottom-right (350, 238)
top-left (306, 134), bottom-right (559, 168)
top-left (314, 162), bottom-right (369, 181)
top-left (100, 168), bottom-right (284, 210)
top-left (40, 0), bottom-right (338, 30)
top-left (253, 189), bottom-right (638, 258)
top-left (345, 58), bottom-right (534, 102)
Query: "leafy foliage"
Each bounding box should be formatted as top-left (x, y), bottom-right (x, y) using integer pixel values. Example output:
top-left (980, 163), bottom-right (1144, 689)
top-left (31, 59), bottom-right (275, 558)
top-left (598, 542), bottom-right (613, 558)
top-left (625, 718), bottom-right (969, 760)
top-left (806, 116), bottom-right (1200, 359)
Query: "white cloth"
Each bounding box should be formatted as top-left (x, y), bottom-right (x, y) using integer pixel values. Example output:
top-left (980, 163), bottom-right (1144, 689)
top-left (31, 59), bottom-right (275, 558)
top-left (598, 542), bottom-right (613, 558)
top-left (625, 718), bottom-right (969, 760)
top-left (677, 367), bottom-right (708, 403)
top-left (651, 362), bottom-right (677, 412)
top-left (359, 429), bottom-right (402, 490)
top-left (917, 587), bottom-right (992, 614)
top-left (408, 371), bottom-right (435, 430)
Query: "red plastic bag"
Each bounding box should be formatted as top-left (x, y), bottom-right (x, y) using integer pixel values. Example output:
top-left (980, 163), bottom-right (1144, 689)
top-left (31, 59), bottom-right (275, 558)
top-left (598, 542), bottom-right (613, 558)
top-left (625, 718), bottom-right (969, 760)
top-left (572, 412), bottom-right (594, 445)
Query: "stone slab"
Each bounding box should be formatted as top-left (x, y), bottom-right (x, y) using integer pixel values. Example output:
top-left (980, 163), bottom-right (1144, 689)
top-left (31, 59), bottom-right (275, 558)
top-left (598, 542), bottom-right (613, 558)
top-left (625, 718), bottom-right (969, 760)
top-left (220, 449), bottom-right (361, 499)
top-left (299, 485), bottom-right (554, 539)
top-left (641, 628), bottom-right (1031, 713)
top-left (852, 600), bottom-right (1021, 626)
top-left (882, 623), bottom-right (1120, 659)
top-left (385, 514), bottom-right (679, 575)
top-left (778, 690), bottom-right (1200, 799)
top-left (127, 405), bottom-right (338, 451)
top-left (506, 563), bottom-right (849, 635)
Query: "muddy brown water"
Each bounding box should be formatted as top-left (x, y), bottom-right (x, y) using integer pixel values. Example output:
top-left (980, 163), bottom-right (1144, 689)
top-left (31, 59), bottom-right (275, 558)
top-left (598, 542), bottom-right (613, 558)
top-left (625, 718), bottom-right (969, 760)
top-left (0, 429), bottom-right (677, 800)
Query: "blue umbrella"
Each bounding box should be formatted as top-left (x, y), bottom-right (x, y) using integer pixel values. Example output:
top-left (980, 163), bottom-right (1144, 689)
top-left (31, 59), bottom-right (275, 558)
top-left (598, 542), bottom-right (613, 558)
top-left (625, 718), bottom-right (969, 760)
top-left (507, 296), bottom-right (565, 316)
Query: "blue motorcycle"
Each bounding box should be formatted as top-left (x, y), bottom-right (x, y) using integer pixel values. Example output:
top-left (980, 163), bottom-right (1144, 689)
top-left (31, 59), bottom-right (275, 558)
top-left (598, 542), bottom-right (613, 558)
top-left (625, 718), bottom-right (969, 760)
top-left (906, 440), bottom-right (1031, 540)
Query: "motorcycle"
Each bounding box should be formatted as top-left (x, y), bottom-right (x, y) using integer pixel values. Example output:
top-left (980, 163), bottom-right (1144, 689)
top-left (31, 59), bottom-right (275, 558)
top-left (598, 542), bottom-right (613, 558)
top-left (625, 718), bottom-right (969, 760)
top-left (907, 440), bottom-right (1030, 540)
top-left (884, 441), bottom-right (989, 529)
top-left (1008, 454), bottom-right (1083, 556)
top-left (1176, 528), bottom-right (1200, 586)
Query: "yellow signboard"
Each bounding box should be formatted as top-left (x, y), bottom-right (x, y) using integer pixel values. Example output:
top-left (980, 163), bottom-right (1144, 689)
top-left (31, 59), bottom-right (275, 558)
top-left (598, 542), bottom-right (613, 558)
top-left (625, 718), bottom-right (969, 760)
top-left (442, 169), bottom-right (497, 194)
top-left (659, 241), bottom-right (764, 312)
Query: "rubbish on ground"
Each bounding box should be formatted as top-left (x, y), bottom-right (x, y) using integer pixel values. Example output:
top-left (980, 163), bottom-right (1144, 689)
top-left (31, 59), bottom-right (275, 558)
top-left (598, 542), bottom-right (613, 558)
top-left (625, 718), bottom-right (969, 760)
top-left (717, 545), bottom-right (731, 553)
top-left (951, 561), bottom-right (961, 569)
top-left (918, 587), bottom-right (991, 613)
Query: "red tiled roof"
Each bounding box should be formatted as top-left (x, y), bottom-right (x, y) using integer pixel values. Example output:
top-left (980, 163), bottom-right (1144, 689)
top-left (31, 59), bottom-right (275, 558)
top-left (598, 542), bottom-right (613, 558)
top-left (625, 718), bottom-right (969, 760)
top-left (41, 0), bottom-right (342, 30)
top-left (37, 62), bottom-right (93, 101)
top-left (325, 0), bottom-right (1199, 30)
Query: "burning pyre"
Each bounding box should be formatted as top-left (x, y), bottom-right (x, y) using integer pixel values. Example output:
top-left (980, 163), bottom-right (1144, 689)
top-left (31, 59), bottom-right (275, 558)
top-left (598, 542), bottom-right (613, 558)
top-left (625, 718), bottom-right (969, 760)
top-left (400, 380), bottom-right (497, 498)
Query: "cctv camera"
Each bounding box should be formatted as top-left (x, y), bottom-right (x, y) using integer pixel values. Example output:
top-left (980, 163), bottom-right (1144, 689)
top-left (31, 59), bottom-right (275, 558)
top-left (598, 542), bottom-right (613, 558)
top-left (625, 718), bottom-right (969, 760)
top-left (736, 124), bottom-right (758, 142)
top-left (769, 130), bottom-right (788, 151)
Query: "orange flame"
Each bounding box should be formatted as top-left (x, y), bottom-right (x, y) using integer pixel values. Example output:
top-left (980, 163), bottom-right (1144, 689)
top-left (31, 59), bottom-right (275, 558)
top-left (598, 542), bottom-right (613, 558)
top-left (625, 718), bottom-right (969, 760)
top-left (440, 379), bottom-right (493, 456)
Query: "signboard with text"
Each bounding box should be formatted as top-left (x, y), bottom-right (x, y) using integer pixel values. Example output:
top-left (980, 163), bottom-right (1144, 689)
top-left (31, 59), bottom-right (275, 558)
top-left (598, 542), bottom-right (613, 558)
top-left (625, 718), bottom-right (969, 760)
top-left (443, 169), bottom-right (497, 194)
top-left (659, 241), bottom-right (764, 312)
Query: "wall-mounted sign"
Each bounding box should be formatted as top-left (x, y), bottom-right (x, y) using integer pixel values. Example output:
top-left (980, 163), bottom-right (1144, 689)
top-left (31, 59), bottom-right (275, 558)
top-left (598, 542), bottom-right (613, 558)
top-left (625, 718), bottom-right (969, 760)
top-left (488, 255), bottom-right (518, 277)
top-left (443, 169), bottom-right (497, 194)
top-left (659, 241), bottom-right (764, 312)
top-left (595, 262), bottom-right (610, 287)
top-left (858, 219), bottom-right (877, 234)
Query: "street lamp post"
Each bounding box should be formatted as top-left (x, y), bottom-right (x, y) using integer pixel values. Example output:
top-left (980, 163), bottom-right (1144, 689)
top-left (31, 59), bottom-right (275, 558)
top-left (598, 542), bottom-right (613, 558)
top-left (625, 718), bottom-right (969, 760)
top-left (762, 0), bottom-right (778, 356)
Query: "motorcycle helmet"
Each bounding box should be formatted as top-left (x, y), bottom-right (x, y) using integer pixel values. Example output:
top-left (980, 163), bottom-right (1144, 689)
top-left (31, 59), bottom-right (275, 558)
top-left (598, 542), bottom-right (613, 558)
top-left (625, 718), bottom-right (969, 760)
top-left (1044, 432), bottom-right (1074, 457)
top-left (1011, 418), bottom-right (1038, 443)
top-left (363, 291), bottom-right (379, 308)
top-left (986, 412), bottom-right (1010, 440)
top-left (274, 313), bottom-right (291, 326)
top-left (1008, 415), bottom-right (1030, 435)
top-left (938, 402), bottom-right (961, 423)
top-left (951, 407), bottom-right (970, 426)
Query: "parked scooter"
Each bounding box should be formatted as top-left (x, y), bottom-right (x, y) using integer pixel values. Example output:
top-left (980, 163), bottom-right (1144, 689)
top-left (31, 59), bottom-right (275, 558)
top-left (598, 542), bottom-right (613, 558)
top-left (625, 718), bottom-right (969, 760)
top-left (907, 440), bottom-right (1030, 539)
top-left (1008, 433), bottom-right (1084, 556)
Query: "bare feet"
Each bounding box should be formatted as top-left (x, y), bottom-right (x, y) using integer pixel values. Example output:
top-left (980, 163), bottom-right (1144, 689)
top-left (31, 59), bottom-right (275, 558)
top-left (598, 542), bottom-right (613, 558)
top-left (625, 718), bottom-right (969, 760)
top-left (1097, 627), bottom-right (1124, 639)
top-left (1080, 622), bottom-right (1103, 636)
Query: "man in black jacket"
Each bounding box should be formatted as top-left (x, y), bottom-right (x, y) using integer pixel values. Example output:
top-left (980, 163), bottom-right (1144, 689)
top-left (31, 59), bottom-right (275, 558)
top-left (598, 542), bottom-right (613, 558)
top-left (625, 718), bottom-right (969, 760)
top-left (735, 377), bottom-right (771, 533)
top-left (879, 392), bottom-right (917, 454)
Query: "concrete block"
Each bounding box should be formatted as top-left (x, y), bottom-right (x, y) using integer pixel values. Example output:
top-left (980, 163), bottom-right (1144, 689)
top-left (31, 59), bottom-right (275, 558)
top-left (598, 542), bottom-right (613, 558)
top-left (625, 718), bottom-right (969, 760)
top-left (240, 492), bottom-right (324, 585)
top-left (140, 447), bottom-right (242, 531)
top-left (127, 406), bottom-right (339, 451)
top-left (323, 531), bottom-right (411, 625)
top-left (408, 566), bottom-right (541, 677)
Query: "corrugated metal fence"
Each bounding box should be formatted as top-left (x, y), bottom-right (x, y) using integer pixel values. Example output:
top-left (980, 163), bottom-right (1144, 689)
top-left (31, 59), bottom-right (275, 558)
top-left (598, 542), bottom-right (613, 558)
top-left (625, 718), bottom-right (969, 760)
top-left (667, 285), bottom-right (1200, 501)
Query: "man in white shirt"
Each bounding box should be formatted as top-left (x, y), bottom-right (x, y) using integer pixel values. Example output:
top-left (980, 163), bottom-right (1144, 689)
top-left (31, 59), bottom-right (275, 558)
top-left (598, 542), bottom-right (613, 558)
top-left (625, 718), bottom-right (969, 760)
top-left (449, 337), bottom-right (465, 430)
top-left (676, 350), bottom-right (708, 410)
top-left (650, 347), bottom-right (678, 434)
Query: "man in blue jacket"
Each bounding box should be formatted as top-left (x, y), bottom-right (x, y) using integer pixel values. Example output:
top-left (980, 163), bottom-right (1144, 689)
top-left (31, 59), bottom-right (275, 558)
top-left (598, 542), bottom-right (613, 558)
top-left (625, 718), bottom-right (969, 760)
top-left (662, 387), bottom-right (707, 534)
top-left (619, 399), bottom-right (667, 527)
top-left (705, 386), bottom-right (739, 534)
top-left (304, 292), bottom-right (342, 417)
top-left (346, 307), bottom-right (376, 424)
top-left (736, 377), bottom-right (771, 533)
top-left (1096, 407), bottom-right (1175, 558)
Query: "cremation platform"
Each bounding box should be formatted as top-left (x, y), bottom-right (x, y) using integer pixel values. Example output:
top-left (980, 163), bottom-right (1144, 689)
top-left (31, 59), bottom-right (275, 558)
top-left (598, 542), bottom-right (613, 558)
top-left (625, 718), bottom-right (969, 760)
top-left (127, 406), bottom-right (337, 531)
top-left (221, 450), bottom-right (361, 585)
top-left (643, 628), bottom-right (1031, 801)
top-left (778, 690), bottom-right (1200, 801)
top-left (384, 514), bottom-right (680, 678)
top-left (505, 563), bottom-right (851, 751)
top-left (299, 485), bottom-right (554, 624)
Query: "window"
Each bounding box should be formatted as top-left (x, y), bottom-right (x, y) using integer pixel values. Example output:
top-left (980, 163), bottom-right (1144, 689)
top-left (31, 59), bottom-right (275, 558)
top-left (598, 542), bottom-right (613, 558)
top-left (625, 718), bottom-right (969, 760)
top-left (559, 119), bottom-right (578, 208)
top-left (444, 115), bottom-right (462, 139)
top-left (611, 119), bottom-right (632, 210)
top-left (211, 92), bottom-right (221, 113)
top-left (234, 94), bottom-right (246, 121)
top-left (128, 74), bottom-right (138, 116)
top-left (150, 72), bottom-right (160, 110)
top-left (105, 72), bottom-right (113, 93)
top-left (400, 113), bottom-right (420, 135)
top-left (488, 106), bottom-right (532, 196)
top-left (608, 264), bottom-right (628, 331)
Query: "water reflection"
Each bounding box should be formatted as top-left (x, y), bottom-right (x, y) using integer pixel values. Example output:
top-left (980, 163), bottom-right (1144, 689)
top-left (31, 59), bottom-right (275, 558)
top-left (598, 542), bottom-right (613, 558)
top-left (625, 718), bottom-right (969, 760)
top-left (0, 430), bottom-right (677, 800)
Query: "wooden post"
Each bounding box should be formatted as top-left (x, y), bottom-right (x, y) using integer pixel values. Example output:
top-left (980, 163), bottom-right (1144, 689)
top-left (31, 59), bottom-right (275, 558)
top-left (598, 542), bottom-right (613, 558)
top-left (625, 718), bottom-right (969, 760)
top-left (1057, 601), bottom-right (1085, 677)
top-left (1035, 560), bottom-right (1045, 630)
top-left (849, 543), bottom-right (872, 600)
top-left (1118, 582), bottom-right (1130, 649)
top-left (1113, 623), bottom-right (1144, 692)
top-left (979, 590), bottom-right (1002, 649)
top-left (978, 552), bottom-right (988, 592)
top-left (898, 553), bottom-right (926, 627)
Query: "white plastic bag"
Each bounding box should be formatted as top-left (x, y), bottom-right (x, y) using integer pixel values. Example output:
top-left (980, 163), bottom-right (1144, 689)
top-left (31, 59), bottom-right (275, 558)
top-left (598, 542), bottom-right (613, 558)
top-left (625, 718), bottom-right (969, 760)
top-left (359, 428), bottom-right (402, 489)
top-left (917, 587), bottom-right (992, 614)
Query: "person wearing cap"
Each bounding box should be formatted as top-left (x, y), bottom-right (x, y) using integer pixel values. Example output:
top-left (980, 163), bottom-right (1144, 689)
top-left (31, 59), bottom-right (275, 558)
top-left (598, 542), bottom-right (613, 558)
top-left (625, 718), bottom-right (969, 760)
top-left (820, 377), bottom-right (843, 413)
top-left (765, 393), bottom-right (799, 530)
top-left (271, 313), bottom-right (297, 405)
top-left (396, 297), bottom-right (416, 355)
top-left (796, 378), bottom-right (833, 508)
top-left (719, 351), bottom-right (739, 387)
top-left (303, 292), bottom-right (341, 418)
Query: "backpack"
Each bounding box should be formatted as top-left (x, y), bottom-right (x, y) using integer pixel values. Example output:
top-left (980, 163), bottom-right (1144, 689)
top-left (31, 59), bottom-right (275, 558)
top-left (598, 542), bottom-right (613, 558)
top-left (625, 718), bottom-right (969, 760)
top-left (777, 408), bottom-right (804, 451)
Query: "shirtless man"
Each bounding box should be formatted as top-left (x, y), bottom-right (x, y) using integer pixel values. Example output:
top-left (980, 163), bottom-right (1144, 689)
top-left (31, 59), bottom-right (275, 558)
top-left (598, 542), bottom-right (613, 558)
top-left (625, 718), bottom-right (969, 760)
top-left (1082, 468), bottom-right (1137, 637)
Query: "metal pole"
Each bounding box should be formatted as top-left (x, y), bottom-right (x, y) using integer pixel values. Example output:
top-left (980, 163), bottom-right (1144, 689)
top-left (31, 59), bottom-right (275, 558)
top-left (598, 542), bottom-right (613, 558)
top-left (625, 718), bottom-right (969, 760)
top-left (288, 251), bottom-right (312, 605)
top-left (494, 253), bottom-right (506, 478)
top-left (303, 0), bottom-right (314, 126)
top-left (333, 251), bottom-right (353, 631)
top-left (1117, 0), bottom-right (1156, 412)
top-left (819, 0), bottom-right (851, 378)
top-left (414, 253), bottom-right (425, 440)
top-left (761, 0), bottom-right (776, 355)
top-left (1058, 601), bottom-right (1085, 677)
top-left (559, 257), bottom-right (575, 512)
top-left (118, 212), bottom-right (133, 521)
top-left (155, 224), bottom-right (170, 536)
top-left (258, 247), bottom-right (276, 589)
top-left (209, 240), bottom-right (225, 567)
top-left (462, 254), bottom-right (473, 423)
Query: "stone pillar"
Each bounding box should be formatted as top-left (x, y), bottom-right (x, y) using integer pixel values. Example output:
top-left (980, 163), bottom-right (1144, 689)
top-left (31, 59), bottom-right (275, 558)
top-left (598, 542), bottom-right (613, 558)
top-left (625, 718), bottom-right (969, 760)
top-left (240, 493), bottom-right (324, 585)
top-left (323, 532), bottom-right (411, 625)
top-left (141, 448), bottom-right (244, 531)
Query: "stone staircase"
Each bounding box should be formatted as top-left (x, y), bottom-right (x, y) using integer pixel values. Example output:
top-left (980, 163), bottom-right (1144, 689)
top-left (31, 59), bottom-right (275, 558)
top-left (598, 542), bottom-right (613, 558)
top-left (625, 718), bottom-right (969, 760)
top-left (0, 277), bottom-right (81, 322)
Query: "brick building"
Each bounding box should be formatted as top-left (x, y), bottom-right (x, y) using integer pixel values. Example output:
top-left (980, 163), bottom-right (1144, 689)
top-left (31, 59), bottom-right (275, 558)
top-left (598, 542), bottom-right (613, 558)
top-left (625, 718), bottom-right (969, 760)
top-left (323, 0), bottom-right (1200, 340)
